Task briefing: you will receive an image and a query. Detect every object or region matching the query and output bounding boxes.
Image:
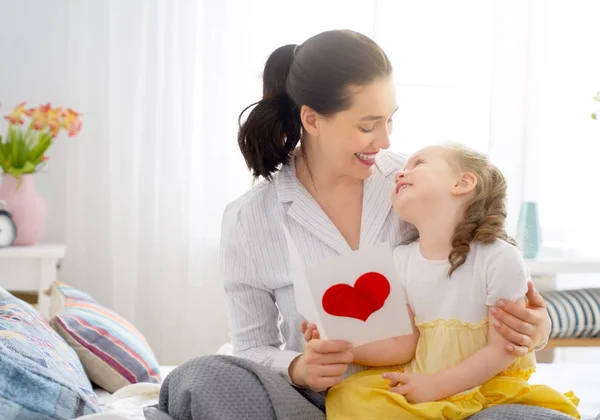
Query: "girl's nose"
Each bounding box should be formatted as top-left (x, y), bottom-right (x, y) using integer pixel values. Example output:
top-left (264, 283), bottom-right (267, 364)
top-left (395, 171), bottom-right (405, 184)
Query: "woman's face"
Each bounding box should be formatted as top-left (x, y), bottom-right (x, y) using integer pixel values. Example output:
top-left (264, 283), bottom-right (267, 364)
top-left (309, 76), bottom-right (398, 180)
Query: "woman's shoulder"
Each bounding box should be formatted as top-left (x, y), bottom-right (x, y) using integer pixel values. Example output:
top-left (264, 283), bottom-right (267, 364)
top-left (222, 177), bottom-right (278, 226)
top-left (376, 150), bottom-right (409, 179)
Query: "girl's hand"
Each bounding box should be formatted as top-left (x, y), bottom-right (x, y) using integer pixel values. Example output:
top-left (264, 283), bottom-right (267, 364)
top-left (383, 372), bottom-right (441, 404)
top-left (300, 320), bottom-right (321, 342)
top-left (491, 281), bottom-right (551, 356)
top-left (290, 320), bottom-right (353, 391)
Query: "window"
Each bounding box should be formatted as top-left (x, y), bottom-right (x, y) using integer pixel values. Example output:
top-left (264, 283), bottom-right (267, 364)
top-left (519, 0), bottom-right (600, 255)
top-left (375, 0), bottom-right (494, 154)
top-left (232, 0), bottom-right (600, 256)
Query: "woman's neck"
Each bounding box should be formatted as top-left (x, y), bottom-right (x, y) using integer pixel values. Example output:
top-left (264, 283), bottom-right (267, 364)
top-left (414, 206), bottom-right (464, 260)
top-left (295, 146), bottom-right (361, 195)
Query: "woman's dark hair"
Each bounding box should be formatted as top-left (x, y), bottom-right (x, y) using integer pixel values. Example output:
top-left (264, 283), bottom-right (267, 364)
top-left (238, 30), bottom-right (393, 180)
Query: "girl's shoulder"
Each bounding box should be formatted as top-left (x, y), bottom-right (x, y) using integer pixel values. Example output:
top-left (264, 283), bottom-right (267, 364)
top-left (471, 239), bottom-right (523, 264)
top-left (392, 242), bottom-right (419, 264)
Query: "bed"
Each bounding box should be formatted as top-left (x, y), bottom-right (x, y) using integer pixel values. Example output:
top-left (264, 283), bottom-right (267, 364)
top-left (82, 356), bottom-right (600, 419)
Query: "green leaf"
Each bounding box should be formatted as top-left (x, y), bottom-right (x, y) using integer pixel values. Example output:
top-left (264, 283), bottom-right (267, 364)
top-left (30, 133), bottom-right (52, 160)
top-left (0, 142), bottom-right (6, 173)
top-left (593, 113), bottom-right (598, 120)
top-left (21, 161), bottom-right (37, 173)
top-left (19, 138), bottom-right (28, 168)
top-left (6, 161), bottom-right (37, 177)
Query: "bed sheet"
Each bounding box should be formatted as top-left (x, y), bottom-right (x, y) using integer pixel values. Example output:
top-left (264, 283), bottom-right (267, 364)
top-left (82, 362), bottom-right (599, 419)
top-left (530, 363), bottom-right (599, 419)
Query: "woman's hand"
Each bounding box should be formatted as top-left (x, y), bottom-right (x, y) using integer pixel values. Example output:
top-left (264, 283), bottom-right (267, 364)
top-left (491, 281), bottom-right (551, 356)
top-left (289, 321), bottom-right (353, 391)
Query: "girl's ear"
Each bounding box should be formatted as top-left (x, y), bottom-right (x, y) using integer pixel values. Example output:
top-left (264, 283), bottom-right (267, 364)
top-left (452, 172), bottom-right (477, 196)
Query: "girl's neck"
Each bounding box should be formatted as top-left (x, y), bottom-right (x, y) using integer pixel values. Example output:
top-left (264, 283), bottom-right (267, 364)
top-left (414, 206), bottom-right (465, 260)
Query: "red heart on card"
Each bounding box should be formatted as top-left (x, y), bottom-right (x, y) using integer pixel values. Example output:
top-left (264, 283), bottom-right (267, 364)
top-left (321, 272), bottom-right (390, 322)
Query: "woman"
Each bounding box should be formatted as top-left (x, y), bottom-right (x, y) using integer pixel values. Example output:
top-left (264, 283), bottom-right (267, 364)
top-left (149, 30), bottom-right (560, 420)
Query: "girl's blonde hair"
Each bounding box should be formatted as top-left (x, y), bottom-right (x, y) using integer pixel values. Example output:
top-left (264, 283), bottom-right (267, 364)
top-left (444, 143), bottom-right (516, 276)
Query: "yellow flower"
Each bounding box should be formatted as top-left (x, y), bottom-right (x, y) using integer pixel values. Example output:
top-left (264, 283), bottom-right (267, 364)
top-left (61, 108), bottom-right (82, 137)
top-left (47, 106), bottom-right (64, 137)
top-left (4, 102), bottom-right (31, 125)
top-left (29, 103), bottom-right (51, 130)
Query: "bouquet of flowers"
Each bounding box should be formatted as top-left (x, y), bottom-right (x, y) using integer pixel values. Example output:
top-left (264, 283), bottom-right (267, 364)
top-left (0, 102), bottom-right (82, 178)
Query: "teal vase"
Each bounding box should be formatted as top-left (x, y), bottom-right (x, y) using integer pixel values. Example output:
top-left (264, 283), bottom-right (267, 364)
top-left (515, 201), bottom-right (542, 259)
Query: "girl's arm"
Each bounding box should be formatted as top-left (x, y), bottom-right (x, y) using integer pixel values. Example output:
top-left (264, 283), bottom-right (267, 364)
top-left (351, 305), bottom-right (419, 366)
top-left (431, 300), bottom-right (523, 398)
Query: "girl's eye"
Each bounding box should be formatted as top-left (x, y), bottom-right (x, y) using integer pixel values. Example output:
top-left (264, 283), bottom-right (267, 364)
top-left (414, 159), bottom-right (424, 166)
top-left (359, 127), bottom-right (374, 133)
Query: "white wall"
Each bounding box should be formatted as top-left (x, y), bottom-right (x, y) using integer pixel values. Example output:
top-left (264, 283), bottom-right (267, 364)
top-left (0, 0), bottom-right (70, 242)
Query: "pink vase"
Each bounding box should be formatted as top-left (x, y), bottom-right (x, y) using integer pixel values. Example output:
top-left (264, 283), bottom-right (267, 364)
top-left (0, 174), bottom-right (47, 245)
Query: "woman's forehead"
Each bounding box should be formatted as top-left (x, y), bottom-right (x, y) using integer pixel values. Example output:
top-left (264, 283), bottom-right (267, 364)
top-left (344, 77), bottom-right (397, 118)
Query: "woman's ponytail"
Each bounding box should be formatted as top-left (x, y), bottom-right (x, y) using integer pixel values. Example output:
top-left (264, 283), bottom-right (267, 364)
top-left (238, 44), bottom-right (302, 180)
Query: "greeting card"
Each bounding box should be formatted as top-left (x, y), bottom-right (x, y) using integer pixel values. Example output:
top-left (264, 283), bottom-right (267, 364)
top-left (282, 224), bottom-right (413, 347)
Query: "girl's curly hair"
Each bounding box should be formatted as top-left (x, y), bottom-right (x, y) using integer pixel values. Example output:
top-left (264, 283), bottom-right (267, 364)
top-left (446, 144), bottom-right (516, 276)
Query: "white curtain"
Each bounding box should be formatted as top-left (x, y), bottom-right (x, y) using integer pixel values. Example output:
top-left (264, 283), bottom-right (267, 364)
top-left (56, 0), bottom-right (600, 364)
top-left (60, 0), bottom-right (381, 364)
top-left (519, 0), bottom-right (600, 258)
top-left (62, 0), bottom-right (252, 364)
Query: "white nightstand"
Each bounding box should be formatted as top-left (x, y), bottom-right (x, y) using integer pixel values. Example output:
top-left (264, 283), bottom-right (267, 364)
top-left (526, 256), bottom-right (600, 360)
top-left (527, 256), bottom-right (600, 292)
top-left (0, 242), bottom-right (66, 320)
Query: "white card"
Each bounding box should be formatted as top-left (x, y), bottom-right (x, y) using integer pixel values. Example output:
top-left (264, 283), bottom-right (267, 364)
top-left (282, 222), bottom-right (413, 347)
top-left (281, 224), bottom-right (320, 324)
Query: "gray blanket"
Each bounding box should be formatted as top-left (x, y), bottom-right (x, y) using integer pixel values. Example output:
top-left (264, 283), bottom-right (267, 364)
top-left (143, 355), bottom-right (578, 420)
top-left (143, 355), bottom-right (325, 420)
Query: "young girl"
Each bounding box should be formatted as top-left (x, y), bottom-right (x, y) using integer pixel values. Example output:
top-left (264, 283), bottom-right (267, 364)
top-left (304, 144), bottom-right (579, 419)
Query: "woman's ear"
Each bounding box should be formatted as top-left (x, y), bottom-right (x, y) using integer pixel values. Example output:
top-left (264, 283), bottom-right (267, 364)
top-left (300, 105), bottom-right (319, 137)
top-left (452, 172), bottom-right (477, 196)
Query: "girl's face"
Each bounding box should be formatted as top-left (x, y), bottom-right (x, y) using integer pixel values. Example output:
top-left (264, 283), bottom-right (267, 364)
top-left (303, 76), bottom-right (398, 180)
top-left (391, 146), bottom-right (459, 224)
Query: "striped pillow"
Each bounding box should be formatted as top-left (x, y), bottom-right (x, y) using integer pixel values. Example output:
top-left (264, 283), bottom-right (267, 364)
top-left (541, 288), bottom-right (600, 339)
top-left (48, 282), bottom-right (161, 393)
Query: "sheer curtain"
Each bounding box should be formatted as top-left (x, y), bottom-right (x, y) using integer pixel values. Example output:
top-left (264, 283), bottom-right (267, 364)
top-left (61, 0), bottom-right (379, 364)
top-left (58, 0), bottom-right (598, 364)
top-left (62, 0), bottom-right (252, 364)
top-left (520, 0), bottom-right (600, 258)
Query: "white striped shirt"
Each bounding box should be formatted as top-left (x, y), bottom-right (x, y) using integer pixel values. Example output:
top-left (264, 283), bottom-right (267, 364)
top-left (219, 150), bottom-right (413, 381)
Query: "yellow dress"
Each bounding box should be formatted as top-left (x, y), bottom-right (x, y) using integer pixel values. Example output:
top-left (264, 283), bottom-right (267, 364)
top-left (325, 241), bottom-right (580, 419)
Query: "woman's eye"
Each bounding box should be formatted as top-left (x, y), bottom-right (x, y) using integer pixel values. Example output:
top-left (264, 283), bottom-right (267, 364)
top-left (359, 127), bottom-right (374, 133)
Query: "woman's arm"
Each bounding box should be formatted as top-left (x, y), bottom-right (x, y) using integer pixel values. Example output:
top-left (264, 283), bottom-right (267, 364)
top-left (221, 207), bottom-right (300, 381)
top-left (350, 305), bottom-right (419, 366)
top-left (432, 303), bottom-right (522, 398)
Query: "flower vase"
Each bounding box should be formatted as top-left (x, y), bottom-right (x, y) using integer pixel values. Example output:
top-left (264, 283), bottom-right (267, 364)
top-left (0, 174), bottom-right (47, 245)
top-left (515, 201), bottom-right (542, 259)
